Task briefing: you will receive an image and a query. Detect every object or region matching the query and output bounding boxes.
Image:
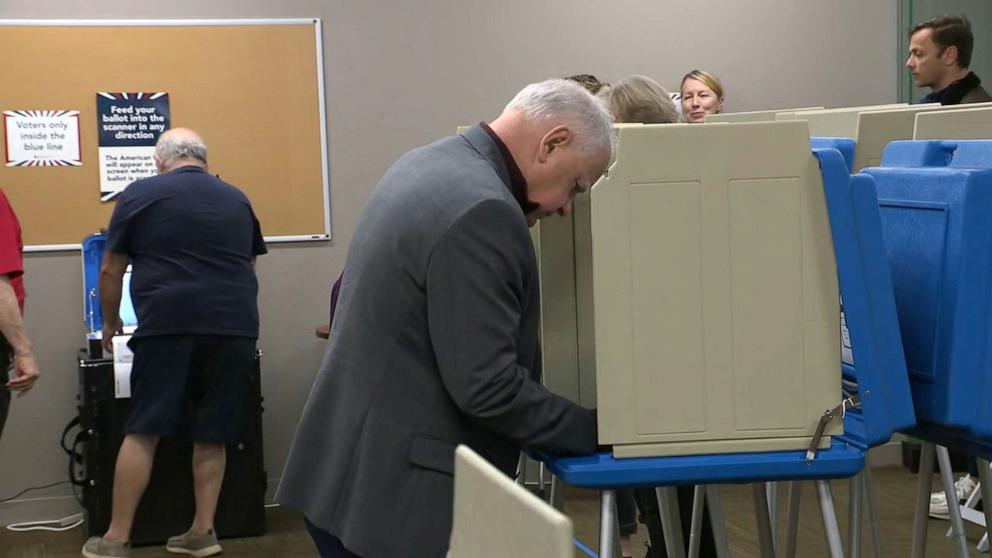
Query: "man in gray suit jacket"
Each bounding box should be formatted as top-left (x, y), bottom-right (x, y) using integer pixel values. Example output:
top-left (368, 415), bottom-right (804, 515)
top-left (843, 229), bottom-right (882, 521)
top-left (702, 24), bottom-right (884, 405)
top-left (276, 79), bottom-right (615, 557)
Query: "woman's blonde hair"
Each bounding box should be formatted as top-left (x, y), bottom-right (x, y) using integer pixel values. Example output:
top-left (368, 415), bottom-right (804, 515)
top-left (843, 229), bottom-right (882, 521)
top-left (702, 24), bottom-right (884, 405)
top-left (680, 69), bottom-right (725, 100)
top-left (597, 75), bottom-right (679, 124)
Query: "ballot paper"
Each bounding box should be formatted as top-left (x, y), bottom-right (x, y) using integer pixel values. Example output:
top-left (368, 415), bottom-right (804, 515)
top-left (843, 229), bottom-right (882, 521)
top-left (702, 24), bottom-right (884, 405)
top-left (112, 335), bottom-right (134, 399)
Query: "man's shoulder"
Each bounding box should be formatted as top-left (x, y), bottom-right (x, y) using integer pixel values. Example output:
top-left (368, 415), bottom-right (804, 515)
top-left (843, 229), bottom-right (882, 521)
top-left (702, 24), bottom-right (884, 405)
top-left (961, 81), bottom-right (992, 104)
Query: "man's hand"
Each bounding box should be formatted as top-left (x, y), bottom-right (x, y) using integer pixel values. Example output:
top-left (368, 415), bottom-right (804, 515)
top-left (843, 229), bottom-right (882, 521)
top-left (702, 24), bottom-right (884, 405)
top-left (6, 350), bottom-right (40, 396)
top-left (101, 320), bottom-right (122, 354)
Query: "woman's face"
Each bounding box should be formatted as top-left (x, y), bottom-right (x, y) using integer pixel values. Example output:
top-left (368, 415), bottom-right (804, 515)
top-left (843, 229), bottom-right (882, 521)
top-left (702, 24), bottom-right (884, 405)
top-left (680, 78), bottom-right (723, 123)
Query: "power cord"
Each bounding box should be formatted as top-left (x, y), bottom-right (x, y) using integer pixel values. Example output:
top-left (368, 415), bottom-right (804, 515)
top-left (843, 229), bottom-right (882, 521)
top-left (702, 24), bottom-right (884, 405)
top-left (2, 480), bottom-right (83, 532)
top-left (0, 480), bottom-right (70, 504)
top-left (6, 512), bottom-right (83, 532)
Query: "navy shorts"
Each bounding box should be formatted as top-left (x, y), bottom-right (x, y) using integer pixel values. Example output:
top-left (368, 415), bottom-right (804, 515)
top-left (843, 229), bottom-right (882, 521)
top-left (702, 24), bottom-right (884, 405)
top-left (125, 335), bottom-right (255, 444)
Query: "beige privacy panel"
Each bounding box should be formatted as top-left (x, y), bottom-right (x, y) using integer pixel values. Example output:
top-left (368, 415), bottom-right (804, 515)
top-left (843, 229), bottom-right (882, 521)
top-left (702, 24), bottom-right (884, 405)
top-left (914, 106), bottom-right (992, 139)
top-left (704, 107), bottom-right (822, 123)
top-left (448, 446), bottom-right (573, 558)
top-left (779, 104), bottom-right (920, 137)
top-left (854, 102), bottom-right (992, 170)
top-left (555, 121), bottom-right (842, 458)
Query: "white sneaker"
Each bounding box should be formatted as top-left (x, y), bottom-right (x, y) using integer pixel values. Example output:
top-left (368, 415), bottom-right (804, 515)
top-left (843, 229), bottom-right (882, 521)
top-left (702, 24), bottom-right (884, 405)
top-left (929, 475), bottom-right (980, 519)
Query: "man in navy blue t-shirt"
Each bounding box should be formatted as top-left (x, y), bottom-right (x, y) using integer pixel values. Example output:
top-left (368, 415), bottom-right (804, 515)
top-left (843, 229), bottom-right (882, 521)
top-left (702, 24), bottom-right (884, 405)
top-left (83, 128), bottom-right (266, 558)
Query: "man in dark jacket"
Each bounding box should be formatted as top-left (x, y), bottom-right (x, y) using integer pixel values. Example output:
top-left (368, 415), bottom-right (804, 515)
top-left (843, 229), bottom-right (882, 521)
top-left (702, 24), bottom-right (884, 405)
top-left (276, 79), bottom-right (614, 558)
top-left (907, 15), bottom-right (992, 105)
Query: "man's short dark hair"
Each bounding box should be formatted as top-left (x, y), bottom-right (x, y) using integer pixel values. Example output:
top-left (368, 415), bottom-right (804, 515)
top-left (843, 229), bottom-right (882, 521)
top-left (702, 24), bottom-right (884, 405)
top-left (911, 15), bottom-right (975, 68)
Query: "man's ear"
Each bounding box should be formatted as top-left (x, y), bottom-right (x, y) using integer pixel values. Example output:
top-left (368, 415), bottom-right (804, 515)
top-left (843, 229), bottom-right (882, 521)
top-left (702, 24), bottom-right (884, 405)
top-left (537, 126), bottom-right (573, 163)
top-left (942, 45), bottom-right (960, 67)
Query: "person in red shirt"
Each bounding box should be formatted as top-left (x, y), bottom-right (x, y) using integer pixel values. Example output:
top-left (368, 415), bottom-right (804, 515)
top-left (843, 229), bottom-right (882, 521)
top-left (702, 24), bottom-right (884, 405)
top-left (0, 187), bottom-right (40, 441)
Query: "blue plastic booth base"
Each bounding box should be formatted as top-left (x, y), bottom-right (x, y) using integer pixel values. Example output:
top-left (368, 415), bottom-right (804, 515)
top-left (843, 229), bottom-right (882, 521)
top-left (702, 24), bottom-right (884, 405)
top-left (540, 415), bottom-right (865, 490)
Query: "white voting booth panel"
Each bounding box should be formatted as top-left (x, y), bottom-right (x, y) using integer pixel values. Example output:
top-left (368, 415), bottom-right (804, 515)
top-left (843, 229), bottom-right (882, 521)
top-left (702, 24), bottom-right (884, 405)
top-left (541, 121), bottom-right (842, 458)
top-left (777, 104), bottom-right (922, 138)
top-left (914, 106), bottom-right (992, 140)
top-left (703, 107), bottom-right (823, 123)
top-left (448, 446), bottom-right (573, 558)
top-left (852, 103), bottom-right (991, 170)
top-left (775, 103), bottom-right (910, 126)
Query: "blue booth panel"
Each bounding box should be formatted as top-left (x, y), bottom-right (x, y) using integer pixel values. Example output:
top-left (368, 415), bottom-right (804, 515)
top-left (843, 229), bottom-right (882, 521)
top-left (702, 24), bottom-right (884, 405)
top-left (811, 137), bottom-right (855, 174)
top-left (82, 232), bottom-right (137, 332)
top-left (863, 140), bottom-right (992, 439)
top-left (817, 150), bottom-right (915, 449)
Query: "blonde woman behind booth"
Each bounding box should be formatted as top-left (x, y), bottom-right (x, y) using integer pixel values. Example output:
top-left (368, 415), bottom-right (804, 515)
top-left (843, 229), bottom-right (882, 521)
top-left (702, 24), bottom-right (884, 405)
top-left (597, 75), bottom-right (680, 124)
top-left (680, 69), bottom-right (725, 123)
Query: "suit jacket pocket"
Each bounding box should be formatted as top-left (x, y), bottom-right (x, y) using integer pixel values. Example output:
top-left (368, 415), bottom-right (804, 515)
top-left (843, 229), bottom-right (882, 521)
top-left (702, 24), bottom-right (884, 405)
top-left (409, 434), bottom-right (456, 476)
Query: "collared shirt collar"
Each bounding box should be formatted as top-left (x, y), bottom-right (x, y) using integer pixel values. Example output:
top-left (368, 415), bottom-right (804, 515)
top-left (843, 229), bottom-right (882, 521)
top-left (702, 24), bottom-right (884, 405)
top-left (920, 71), bottom-right (983, 105)
top-left (479, 122), bottom-right (539, 215)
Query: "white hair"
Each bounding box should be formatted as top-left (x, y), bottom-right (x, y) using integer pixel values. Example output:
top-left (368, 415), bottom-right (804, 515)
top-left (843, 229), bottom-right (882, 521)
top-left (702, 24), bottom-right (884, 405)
top-left (155, 132), bottom-right (208, 168)
top-left (505, 78), bottom-right (616, 155)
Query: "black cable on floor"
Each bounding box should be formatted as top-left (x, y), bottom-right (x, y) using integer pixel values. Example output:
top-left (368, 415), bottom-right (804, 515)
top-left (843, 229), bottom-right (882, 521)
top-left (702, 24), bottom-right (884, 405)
top-left (0, 480), bottom-right (70, 504)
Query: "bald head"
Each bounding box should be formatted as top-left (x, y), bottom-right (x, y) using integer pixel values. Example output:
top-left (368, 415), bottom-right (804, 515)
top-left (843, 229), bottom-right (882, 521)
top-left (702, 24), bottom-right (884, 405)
top-left (154, 127), bottom-right (208, 173)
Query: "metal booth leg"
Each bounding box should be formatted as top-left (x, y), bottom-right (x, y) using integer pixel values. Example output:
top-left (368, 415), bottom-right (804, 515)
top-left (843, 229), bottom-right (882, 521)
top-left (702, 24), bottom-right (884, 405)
top-left (599, 489), bottom-right (622, 558)
top-left (816, 479), bottom-right (845, 558)
top-left (705, 485), bottom-right (732, 558)
top-left (549, 473), bottom-right (563, 511)
top-left (848, 471), bottom-right (863, 558)
top-left (977, 458), bottom-right (992, 554)
top-left (687, 485), bottom-right (705, 558)
top-left (911, 441), bottom-right (936, 558)
top-left (753, 483), bottom-right (777, 558)
top-left (783, 481), bottom-right (802, 558)
top-left (936, 444), bottom-right (970, 558)
top-left (767, 482), bottom-right (779, 552)
top-left (656, 486), bottom-right (687, 558)
top-left (861, 463), bottom-right (882, 558)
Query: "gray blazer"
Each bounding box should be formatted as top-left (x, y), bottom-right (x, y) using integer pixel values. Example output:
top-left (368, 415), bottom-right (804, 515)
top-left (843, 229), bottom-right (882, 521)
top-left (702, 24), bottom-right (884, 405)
top-left (275, 126), bottom-right (597, 557)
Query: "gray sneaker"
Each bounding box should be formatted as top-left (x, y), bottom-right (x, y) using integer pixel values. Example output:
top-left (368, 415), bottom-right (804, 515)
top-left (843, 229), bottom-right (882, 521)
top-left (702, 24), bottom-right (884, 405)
top-left (81, 536), bottom-right (131, 558)
top-left (166, 529), bottom-right (223, 557)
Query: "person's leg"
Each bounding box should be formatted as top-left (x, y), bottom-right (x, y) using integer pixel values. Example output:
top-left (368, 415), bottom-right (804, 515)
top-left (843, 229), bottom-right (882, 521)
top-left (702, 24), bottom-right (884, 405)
top-left (103, 336), bottom-right (190, 543)
top-left (634, 487), bottom-right (664, 557)
top-left (0, 345), bottom-right (10, 441)
top-left (103, 433), bottom-right (160, 543)
top-left (190, 441), bottom-right (226, 534)
top-left (304, 517), bottom-right (362, 558)
top-left (185, 336), bottom-right (253, 535)
top-left (0, 385), bottom-right (9, 442)
top-left (617, 489), bottom-right (637, 557)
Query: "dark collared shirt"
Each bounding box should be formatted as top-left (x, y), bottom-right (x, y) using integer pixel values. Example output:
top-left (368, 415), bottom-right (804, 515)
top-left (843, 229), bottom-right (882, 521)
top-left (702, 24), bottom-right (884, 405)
top-left (920, 71), bottom-right (985, 105)
top-left (479, 122), bottom-right (539, 215)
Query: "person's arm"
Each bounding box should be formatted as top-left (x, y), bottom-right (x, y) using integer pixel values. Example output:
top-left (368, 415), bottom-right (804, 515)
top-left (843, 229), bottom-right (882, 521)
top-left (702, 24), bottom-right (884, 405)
top-left (0, 275), bottom-right (39, 395)
top-left (99, 251), bottom-right (129, 353)
top-left (427, 200), bottom-right (597, 455)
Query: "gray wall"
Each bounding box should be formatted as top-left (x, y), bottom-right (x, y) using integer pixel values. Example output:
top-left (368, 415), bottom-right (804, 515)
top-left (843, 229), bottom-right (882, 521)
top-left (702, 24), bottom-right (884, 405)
top-left (0, 0), bottom-right (898, 523)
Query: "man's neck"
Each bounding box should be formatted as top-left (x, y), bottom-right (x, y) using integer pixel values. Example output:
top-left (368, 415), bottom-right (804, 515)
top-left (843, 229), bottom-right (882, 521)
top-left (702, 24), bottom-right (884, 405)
top-left (160, 159), bottom-right (207, 174)
top-left (933, 67), bottom-right (970, 94)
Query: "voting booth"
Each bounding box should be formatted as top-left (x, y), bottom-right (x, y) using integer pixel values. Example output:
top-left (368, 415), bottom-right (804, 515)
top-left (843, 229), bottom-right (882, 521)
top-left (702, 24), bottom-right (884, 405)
top-left (863, 141), bottom-right (992, 439)
top-left (74, 233), bottom-right (267, 545)
top-left (541, 121), bottom-right (845, 458)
